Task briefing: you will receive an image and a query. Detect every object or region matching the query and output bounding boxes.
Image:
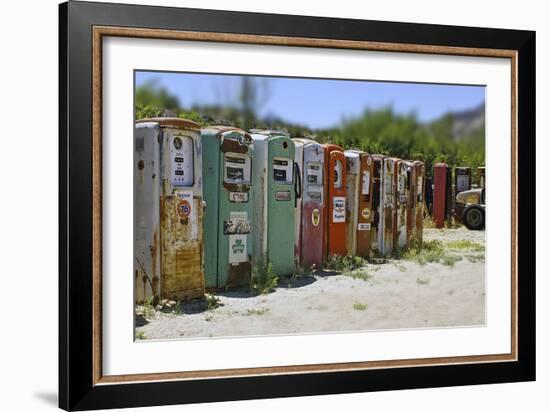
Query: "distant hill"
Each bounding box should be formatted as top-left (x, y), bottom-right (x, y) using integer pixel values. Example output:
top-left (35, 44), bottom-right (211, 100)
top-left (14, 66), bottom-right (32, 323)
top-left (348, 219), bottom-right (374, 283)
top-left (450, 103), bottom-right (485, 140)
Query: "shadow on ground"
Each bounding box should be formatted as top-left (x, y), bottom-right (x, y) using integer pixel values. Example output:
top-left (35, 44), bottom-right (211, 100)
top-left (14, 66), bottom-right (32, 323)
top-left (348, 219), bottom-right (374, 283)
top-left (135, 314), bottom-right (149, 327)
top-left (312, 269), bottom-right (340, 278)
top-left (277, 274), bottom-right (317, 288)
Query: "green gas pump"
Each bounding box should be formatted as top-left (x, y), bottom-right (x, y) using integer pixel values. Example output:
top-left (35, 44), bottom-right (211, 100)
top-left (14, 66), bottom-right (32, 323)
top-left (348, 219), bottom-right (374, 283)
top-left (202, 126), bottom-right (253, 288)
top-left (251, 131), bottom-right (298, 277)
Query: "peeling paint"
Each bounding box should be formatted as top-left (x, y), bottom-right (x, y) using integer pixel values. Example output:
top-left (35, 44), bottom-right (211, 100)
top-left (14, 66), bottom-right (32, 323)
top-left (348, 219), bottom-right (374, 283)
top-left (135, 118), bottom-right (205, 304)
top-left (226, 261), bottom-right (252, 287)
top-left (370, 155), bottom-right (384, 256)
top-left (381, 157), bottom-right (397, 256)
top-left (356, 153), bottom-right (374, 258)
top-left (433, 163), bottom-right (450, 228)
top-left (405, 161), bottom-right (417, 245)
top-left (151, 226), bottom-right (159, 301)
top-left (395, 161), bottom-right (408, 250)
top-left (161, 195), bottom-right (205, 301)
top-left (414, 161), bottom-right (425, 244)
top-left (296, 139), bottom-right (325, 268)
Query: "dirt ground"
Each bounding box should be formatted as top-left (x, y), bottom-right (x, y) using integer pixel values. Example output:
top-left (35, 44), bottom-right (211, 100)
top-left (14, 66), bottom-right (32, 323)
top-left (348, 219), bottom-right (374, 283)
top-left (135, 228), bottom-right (485, 341)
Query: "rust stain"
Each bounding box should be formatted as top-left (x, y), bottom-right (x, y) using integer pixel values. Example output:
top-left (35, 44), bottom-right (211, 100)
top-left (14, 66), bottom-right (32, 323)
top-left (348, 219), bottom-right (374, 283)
top-left (397, 205), bottom-right (407, 245)
top-left (160, 194), bottom-right (205, 301)
top-left (356, 154), bottom-right (373, 258)
top-left (223, 182), bottom-right (251, 192)
top-left (134, 270), bottom-right (139, 302)
top-left (384, 208), bottom-right (393, 231)
top-left (226, 261), bottom-right (252, 287)
top-left (394, 162), bottom-right (408, 250)
top-left (370, 157), bottom-right (383, 255)
top-left (137, 159), bottom-right (144, 185)
top-left (405, 162), bottom-right (416, 245)
top-left (209, 125), bottom-right (242, 133)
top-left (220, 136), bottom-right (251, 154)
top-left (136, 117), bottom-right (200, 130)
top-left (151, 226), bottom-right (159, 302)
top-left (415, 162), bottom-right (425, 244)
top-left (220, 131), bottom-right (252, 192)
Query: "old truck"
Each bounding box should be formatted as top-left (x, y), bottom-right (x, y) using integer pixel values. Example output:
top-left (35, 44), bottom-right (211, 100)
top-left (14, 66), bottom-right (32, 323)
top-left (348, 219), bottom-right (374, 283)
top-left (455, 188), bottom-right (486, 230)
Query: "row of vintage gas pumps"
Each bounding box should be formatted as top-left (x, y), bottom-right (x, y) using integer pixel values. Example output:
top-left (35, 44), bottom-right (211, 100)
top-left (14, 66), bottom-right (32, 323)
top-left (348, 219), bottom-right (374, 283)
top-left (134, 118), bottom-right (426, 303)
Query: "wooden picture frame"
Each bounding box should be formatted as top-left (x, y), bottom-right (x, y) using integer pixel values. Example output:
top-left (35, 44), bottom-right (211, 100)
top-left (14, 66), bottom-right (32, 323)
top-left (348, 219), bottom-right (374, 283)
top-left (59, 1), bottom-right (535, 410)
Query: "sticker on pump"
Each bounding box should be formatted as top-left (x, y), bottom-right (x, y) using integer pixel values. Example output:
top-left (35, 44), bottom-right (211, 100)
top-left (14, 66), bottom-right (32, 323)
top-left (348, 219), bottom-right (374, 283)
top-left (312, 209), bottom-right (321, 227)
top-left (275, 191), bottom-right (291, 201)
top-left (176, 191), bottom-right (193, 219)
top-left (361, 170), bottom-right (370, 195)
top-left (309, 192), bottom-right (322, 201)
top-left (223, 211), bottom-right (251, 235)
top-left (229, 235), bottom-right (247, 264)
top-left (229, 192), bottom-right (248, 203)
top-left (332, 197), bottom-right (346, 223)
top-left (417, 177), bottom-right (423, 194)
top-left (358, 223), bottom-right (371, 231)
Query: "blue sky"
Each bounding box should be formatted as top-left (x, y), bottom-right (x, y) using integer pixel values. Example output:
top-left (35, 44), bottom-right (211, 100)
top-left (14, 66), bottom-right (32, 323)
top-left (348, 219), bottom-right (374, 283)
top-left (136, 71), bottom-right (485, 129)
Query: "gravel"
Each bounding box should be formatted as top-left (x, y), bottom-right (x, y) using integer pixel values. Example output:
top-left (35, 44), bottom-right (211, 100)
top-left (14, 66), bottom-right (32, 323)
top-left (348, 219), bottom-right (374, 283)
top-left (135, 228), bottom-right (485, 341)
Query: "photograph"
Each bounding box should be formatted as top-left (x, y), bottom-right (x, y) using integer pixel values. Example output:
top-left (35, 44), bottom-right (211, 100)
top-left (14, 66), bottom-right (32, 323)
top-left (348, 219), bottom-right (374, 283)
top-left (54, 1), bottom-right (535, 409)
top-left (133, 71), bottom-right (487, 341)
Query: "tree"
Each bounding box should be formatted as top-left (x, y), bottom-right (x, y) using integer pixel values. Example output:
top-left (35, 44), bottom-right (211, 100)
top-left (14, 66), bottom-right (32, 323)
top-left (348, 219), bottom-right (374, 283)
top-left (133, 77), bottom-right (485, 176)
top-left (238, 77), bottom-right (271, 129)
top-left (135, 80), bottom-right (180, 119)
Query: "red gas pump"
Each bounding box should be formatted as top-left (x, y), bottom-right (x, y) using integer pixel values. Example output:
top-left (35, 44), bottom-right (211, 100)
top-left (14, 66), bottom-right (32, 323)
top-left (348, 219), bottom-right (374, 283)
top-left (433, 163), bottom-right (451, 228)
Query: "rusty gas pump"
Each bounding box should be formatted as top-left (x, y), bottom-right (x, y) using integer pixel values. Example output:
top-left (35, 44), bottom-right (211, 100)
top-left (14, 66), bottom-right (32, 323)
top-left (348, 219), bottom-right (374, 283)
top-left (433, 163), bottom-right (452, 228)
top-left (134, 118), bottom-right (205, 304)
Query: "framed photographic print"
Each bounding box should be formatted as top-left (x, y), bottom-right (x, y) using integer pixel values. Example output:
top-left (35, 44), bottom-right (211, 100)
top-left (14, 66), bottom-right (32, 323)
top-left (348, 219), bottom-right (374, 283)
top-left (59, 1), bottom-right (535, 410)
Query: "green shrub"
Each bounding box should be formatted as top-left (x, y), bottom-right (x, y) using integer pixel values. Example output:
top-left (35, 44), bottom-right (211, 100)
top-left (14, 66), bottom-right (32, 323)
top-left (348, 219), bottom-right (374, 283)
top-left (465, 254), bottom-right (485, 263)
top-left (135, 330), bottom-right (146, 340)
top-left (205, 294), bottom-right (223, 311)
top-left (403, 240), bottom-right (462, 267)
top-left (251, 255), bottom-right (279, 295)
top-left (343, 269), bottom-right (372, 281)
top-left (441, 254), bottom-right (463, 266)
top-left (293, 259), bottom-right (313, 278)
top-left (177, 111), bottom-right (209, 126)
top-left (135, 104), bottom-right (162, 119)
top-left (446, 240), bottom-right (485, 251)
top-left (141, 296), bottom-right (156, 318)
top-left (173, 300), bottom-right (184, 315)
top-left (325, 255), bottom-right (366, 273)
top-left (403, 240), bottom-right (444, 266)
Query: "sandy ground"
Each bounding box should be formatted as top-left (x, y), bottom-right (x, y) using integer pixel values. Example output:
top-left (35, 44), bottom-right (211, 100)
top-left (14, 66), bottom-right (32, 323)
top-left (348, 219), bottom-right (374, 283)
top-left (136, 228), bottom-right (485, 341)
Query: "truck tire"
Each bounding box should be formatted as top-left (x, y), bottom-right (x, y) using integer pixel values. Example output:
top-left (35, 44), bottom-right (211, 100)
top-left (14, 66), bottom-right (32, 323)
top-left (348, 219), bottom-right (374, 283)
top-left (463, 205), bottom-right (485, 230)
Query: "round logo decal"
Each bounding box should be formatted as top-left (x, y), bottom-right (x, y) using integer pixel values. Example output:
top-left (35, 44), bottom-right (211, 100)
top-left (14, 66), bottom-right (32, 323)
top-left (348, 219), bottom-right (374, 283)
top-left (176, 199), bottom-right (191, 219)
top-left (173, 136), bottom-right (183, 150)
top-left (312, 208), bottom-right (320, 227)
top-left (361, 207), bottom-right (371, 219)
